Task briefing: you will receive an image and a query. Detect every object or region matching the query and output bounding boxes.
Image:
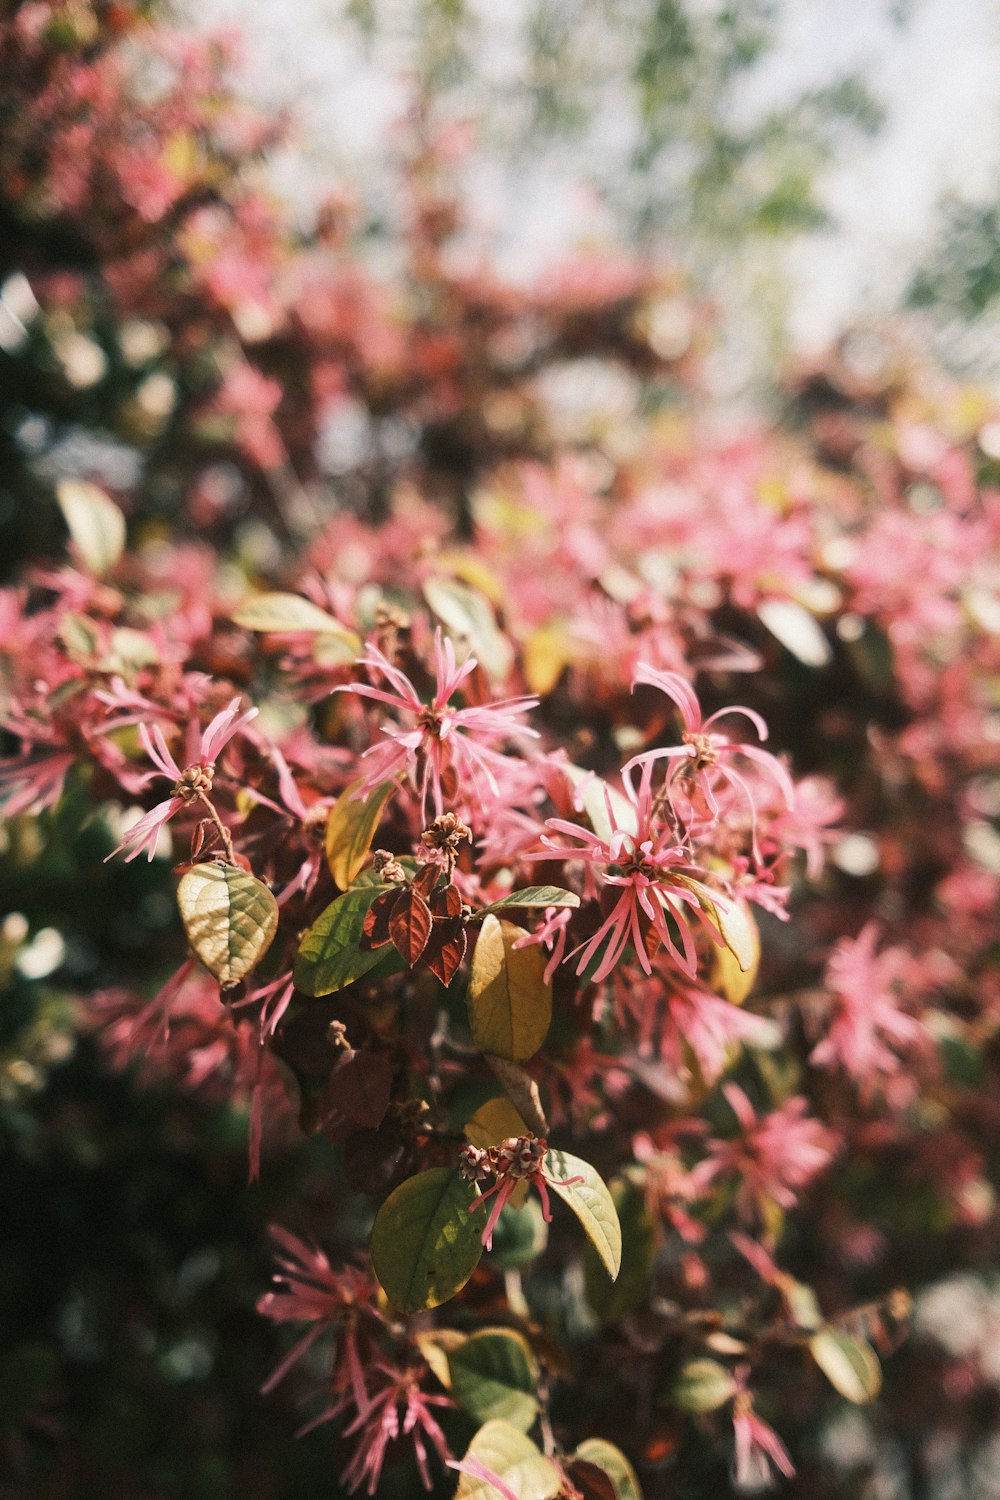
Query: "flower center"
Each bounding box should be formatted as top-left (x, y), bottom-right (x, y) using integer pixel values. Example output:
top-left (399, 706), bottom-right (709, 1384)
top-left (173, 763), bottom-right (214, 802)
top-left (685, 732), bottom-right (719, 771)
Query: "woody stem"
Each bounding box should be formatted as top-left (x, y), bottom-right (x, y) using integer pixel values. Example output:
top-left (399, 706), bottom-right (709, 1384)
top-left (196, 789), bottom-right (237, 864)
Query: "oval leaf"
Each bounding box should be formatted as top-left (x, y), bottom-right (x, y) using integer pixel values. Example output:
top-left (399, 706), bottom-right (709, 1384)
top-left (423, 577), bottom-right (513, 683)
top-left (673, 876), bottom-right (756, 974)
top-left (389, 885), bottom-right (433, 966)
top-left (464, 1097), bottom-right (530, 1149)
top-left (809, 1329), bottom-right (882, 1404)
top-left (57, 479), bottom-right (126, 576)
top-left (177, 862), bottom-right (278, 987)
top-left (232, 591), bottom-right (359, 645)
top-left (584, 1177), bottom-right (654, 1323)
top-left (484, 1056), bottom-right (549, 1138)
top-left (454, 1421), bottom-right (561, 1500)
top-left (544, 1149), bottom-right (622, 1281)
top-left (473, 887), bottom-right (580, 919)
top-left (370, 1168), bottom-right (486, 1313)
top-left (325, 780), bottom-right (396, 889)
top-left (672, 1358), bottom-right (738, 1415)
top-left (469, 916), bottom-right (552, 1063)
top-left (573, 1440), bottom-right (643, 1500)
top-left (449, 1329), bottom-right (539, 1431)
top-left (710, 902), bottom-right (760, 1003)
top-left (294, 885), bottom-right (398, 997)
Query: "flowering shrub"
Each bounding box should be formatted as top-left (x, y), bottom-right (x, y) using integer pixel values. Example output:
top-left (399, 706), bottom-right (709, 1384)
top-left (3, 7), bottom-right (1000, 1500)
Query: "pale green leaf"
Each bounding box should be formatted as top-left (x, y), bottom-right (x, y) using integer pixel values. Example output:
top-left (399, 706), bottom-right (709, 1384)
top-left (294, 884), bottom-right (396, 997)
top-left (672, 1358), bottom-right (738, 1415)
top-left (455, 1420), bottom-right (561, 1500)
top-left (370, 1168), bottom-right (486, 1313)
top-left (469, 917), bottom-right (551, 1063)
top-left (563, 764), bottom-right (637, 845)
top-left (232, 592), bottom-right (360, 647)
top-left (584, 1177), bottom-right (654, 1322)
top-left (177, 862), bottom-right (278, 988)
top-left (324, 780), bottom-right (396, 890)
top-left (449, 1329), bottom-right (539, 1431)
top-left (57, 479), bottom-right (126, 576)
top-left (809, 1329), bottom-right (882, 1404)
top-left (673, 876), bottom-right (756, 973)
top-left (574, 1439), bottom-right (643, 1500)
top-left (422, 577), bottom-right (512, 682)
top-left (545, 1149), bottom-right (622, 1280)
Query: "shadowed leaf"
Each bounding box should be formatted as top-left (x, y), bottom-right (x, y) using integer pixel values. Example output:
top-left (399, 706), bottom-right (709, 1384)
top-left (370, 1168), bottom-right (486, 1313)
top-left (325, 780), bottom-right (396, 889)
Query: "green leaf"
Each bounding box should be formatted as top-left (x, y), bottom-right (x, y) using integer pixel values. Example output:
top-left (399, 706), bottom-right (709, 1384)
top-left (545, 1150), bottom-right (622, 1280)
top-left (473, 887), bottom-right (580, 919)
top-left (487, 1198), bottom-right (549, 1270)
top-left (573, 1440), bottom-right (644, 1500)
top-left (294, 884), bottom-right (397, 996)
top-left (325, 780), bottom-right (396, 890)
top-left (56, 479), bottom-right (126, 576)
top-left (370, 1168), bottom-right (486, 1313)
top-left (469, 916), bottom-right (552, 1063)
top-left (584, 1177), bottom-right (654, 1322)
top-left (809, 1329), bottom-right (882, 1404)
top-left (423, 576), bottom-right (512, 682)
top-left (672, 1358), bottom-right (738, 1415)
top-left (232, 591), bottom-right (360, 647)
top-left (449, 1329), bottom-right (539, 1431)
top-left (177, 862), bottom-right (278, 988)
top-left (455, 1421), bottom-right (561, 1500)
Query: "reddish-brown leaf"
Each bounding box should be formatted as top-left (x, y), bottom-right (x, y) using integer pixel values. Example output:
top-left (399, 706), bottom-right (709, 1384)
top-left (431, 883), bottom-right (463, 920)
top-left (424, 923), bottom-right (468, 986)
top-left (389, 886), bottom-right (433, 966)
top-left (412, 862), bottom-right (440, 902)
top-left (325, 1048), bottom-right (393, 1129)
top-left (563, 1461), bottom-right (618, 1500)
top-left (361, 888), bottom-right (396, 949)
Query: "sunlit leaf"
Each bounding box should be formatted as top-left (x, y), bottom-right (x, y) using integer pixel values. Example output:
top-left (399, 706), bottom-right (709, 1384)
top-left (325, 780), bottom-right (396, 889)
top-left (414, 1328), bottom-right (467, 1389)
top-left (465, 1096), bottom-right (531, 1210)
top-left (523, 624), bottom-right (574, 697)
top-left (574, 1439), bottom-right (644, 1500)
top-left (585, 1177), bottom-right (654, 1322)
top-left (710, 901), bottom-right (760, 1002)
top-left (388, 885), bottom-right (433, 966)
top-left (469, 916), bottom-right (552, 1062)
top-left (454, 1420), bottom-right (561, 1500)
top-left (673, 876), bottom-right (756, 973)
top-left (758, 597), bottom-right (832, 667)
top-left (370, 1168), bottom-right (486, 1313)
top-left (232, 591), bottom-right (360, 647)
top-left (672, 1358), bottom-right (738, 1414)
top-left (545, 1149), bottom-right (622, 1280)
top-left (473, 887), bottom-right (580, 919)
top-left (294, 884), bottom-right (398, 996)
top-left (809, 1329), bottom-right (882, 1404)
top-left (56, 479), bottom-right (126, 576)
top-left (423, 576), bottom-right (513, 682)
top-left (449, 1329), bottom-right (539, 1431)
top-left (563, 764), bottom-right (637, 844)
top-left (484, 1056), bottom-right (549, 1139)
top-left (177, 861), bottom-right (278, 988)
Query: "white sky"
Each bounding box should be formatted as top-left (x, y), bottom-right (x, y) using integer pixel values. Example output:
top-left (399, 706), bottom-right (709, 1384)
top-left (183, 0), bottom-right (1000, 351)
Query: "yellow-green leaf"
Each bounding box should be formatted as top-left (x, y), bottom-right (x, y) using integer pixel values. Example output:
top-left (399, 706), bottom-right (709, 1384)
top-left (232, 592), bottom-right (360, 647)
top-left (563, 764), bottom-right (637, 845)
top-left (809, 1329), bottom-right (882, 1404)
top-left (455, 1420), bottom-right (561, 1500)
top-left (294, 884), bottom-right (397, 997)
top-left (673, 876), bottom-right (756, 974)
top-left (672, 1358), bottom-right (738, 1415)
top-left (710, 901), bottom-right (760, 1003)
top-left (422, 577), bottom-right (512, 683)
top-left (177, 862), bottom-right (278, 988)
top-left (574, 1440), bottom-right (643, 1500)
top-left (324, 780), bottom-right (396, 890)
top-left (449, 1329), bottom-right (539, 1431)
top-left (370, 1168), bottom-right (486, 1313)
top-left (545, 1149), bottom-right (622, 1281)
top-left (464, 1097), bottom-right (530, 1149)
top-left (469, 916), bottom-right (551, 1063)
top-left (483, 1056), bottom-right (549, 1139)
top-left (584, 1177), bottom-right (654, 1323)
top-left (473, 887), bottom-right (579, 919)
top-left (57, 479), bottom-right (126, 576)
